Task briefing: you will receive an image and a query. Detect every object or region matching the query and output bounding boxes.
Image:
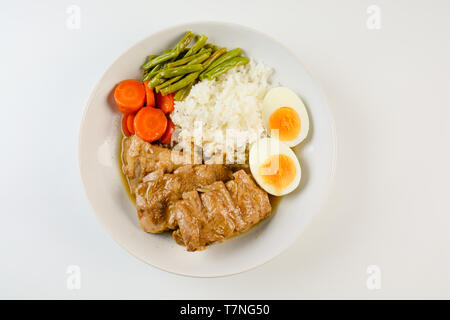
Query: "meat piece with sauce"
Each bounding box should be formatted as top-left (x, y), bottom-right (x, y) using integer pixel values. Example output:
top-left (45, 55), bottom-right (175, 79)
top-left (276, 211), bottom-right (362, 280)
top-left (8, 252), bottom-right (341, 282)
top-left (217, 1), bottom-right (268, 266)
top-left (121, 137), bottom-right (273, 251)
top-left (135, 164), bottom-right (233, 233)
top-left (225, 170), bottom-right (272, 232)
top-left (122, 135), bottom-right (183, 194)
top-left (173, 170), bottom-right (272, 251)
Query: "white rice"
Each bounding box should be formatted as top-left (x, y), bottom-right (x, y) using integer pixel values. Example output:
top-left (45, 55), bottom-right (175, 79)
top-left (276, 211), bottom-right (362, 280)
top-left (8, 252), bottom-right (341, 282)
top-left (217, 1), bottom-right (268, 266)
top-left (171, 59), bottom-right (273, 162)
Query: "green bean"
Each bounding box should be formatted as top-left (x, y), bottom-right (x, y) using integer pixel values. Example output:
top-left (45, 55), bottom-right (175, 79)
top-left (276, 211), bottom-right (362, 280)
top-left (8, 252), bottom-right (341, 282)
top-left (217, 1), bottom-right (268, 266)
top-left (143, 63), bottom-right (163, 81)
top-left (201, 47), bottom-right (227, 70)
top-left (142, 50), bottom-right (178, 70)
top-left (174, 31), bottom-right (195, 54)
top-left (174, 82), bottom-right (193, 101)
top-left (143, 63), bottom-right (166, 83)
top-left (155, 75), bottom-right (183, 93)
top-left (141, 32), bottom-right (194, 70)
top-left (159, 48), bottom-right (225, 96)
top-left (200, 48), bottom-right (242, 78)
top-left (161, 47), bottom-right (220, 98)
top-left (178, 48), bottom-right (189, 57)
top-left (148, 63), bottom-right (164, 76)
top-left (140, 54), bottom-right (157, 70)
top-left (205, 43), bottom-right (219, 51)
top-left (160, 72), bottom-right (200, 96)
top-left (186, 51), bottom-right (211, 65)
top-left (167, 49), bottom-right (212, 68)
top-left (145, 54), bottom-right (157, 66)
top-left (148, 74), bottom-right (165, 88)
top-left (184, 35), bottom-right (208, 57)
top-left (142, 71), bottom-right (151, 82)
top-left (158, 64), bottom-right (203, 78)
top-left (161, 50), bottom-right (212, 97)
top-left (202, 56), bottom-right (249, 81)
top-left (150, 54), bottom-right (182, 77)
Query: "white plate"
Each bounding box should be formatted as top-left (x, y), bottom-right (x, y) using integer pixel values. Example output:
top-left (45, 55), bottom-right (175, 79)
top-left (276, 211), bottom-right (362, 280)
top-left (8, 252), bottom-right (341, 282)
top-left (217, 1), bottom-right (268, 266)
top-left (79, 22), bottom-right (336, 277)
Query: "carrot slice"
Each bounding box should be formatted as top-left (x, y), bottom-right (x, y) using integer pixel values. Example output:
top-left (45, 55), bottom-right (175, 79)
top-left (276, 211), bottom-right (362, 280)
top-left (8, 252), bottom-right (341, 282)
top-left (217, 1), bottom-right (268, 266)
top-left (143, 81), bottom-right (155, 108)
top-left (127, 112), bottom-right (136, 134)
top-left (156, 92), bottom-right (175, 114)
top-left (134, 107), bottom-right (167, 142)
top-left (159, 118), bottom-right (175, 145)
top-left (114, 79), bottom-right (146, 114)
top-left (122, 115), bottom-right (131, 137)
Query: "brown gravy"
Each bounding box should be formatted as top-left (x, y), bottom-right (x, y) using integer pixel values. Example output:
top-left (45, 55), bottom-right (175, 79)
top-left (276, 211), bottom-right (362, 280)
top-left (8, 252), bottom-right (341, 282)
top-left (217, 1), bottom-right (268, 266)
top-left (119, 134), bottom-right (136, 205)
top-left (118, 135), bottom-right (282, 211)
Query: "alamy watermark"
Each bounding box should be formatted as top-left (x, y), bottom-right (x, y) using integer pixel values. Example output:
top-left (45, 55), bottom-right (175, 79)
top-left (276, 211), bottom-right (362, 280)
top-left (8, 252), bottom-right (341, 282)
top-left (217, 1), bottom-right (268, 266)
top-left (66, 265), bottom-right (81, 290)
top-left (169, 124), bottom-right (281, 174)
top-left (66, 5), bottom-right (81, 30)
top-left (366, 5), bottom-right (382, 30)
top-left (366, 265), bottom-right (381, 290)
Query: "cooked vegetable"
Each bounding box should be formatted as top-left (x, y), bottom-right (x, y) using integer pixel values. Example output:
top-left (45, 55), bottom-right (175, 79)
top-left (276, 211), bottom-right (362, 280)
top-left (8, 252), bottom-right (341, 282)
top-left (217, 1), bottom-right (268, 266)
top-left (156, 92), bottom-right (175, 114)
top-left (143, 63), bottom-right (164, 81)
top-left (161, 47), bottom-right (230, 98)
top-left (159, 47), bottom-right (231, 96)
top-left (138, 32), bottom-right (246, 102)
top-left (158, 64), bottom-right (203, 78)
top-left (174, 31), bottom-right (195, 54)
top-left (141, 50), bottom-right (178, 70)
top-left (155, 75), bottom-right (183, 93)
top-left (174, 82), bottom-right (193, 101)
top-left (141, 54), bottom-right (157, 70)
top-left (205, 43), bottom-right (219, 51)
top-left (201, 47), bottom-right (227, 70)
top-left (114, 79), bottom-right (146, 114)
top-left (143, 81), bottom-right (155, 107)
top-left (127, 112), bottom-right (136, 134)
top-left (122, 115), bottom-right (131, 137)
top-left (141, 31), bottom-right (195, 70)
top-left (142, 71), bottom-right (151, 82)
top-left (187, 51), bottom-right (211, 65)
top-left (159, 118), bottom-right (175, 145)
top-left (167, 49), bottom-right (212, 68)
top-left (148, 63), bottom-right (164, 77)
top-left (134, 107), bottom-right (168, 142)
top-left (149, 75), bottom-right (166, 89)
top-left (160, 72), bottom-right (200, 96)
top-left (184, 34), bottom-right (208, 57)
top-left (202, 56), bottom-right (250, 81)
top-left (200, 48), bottom-right (242, 78)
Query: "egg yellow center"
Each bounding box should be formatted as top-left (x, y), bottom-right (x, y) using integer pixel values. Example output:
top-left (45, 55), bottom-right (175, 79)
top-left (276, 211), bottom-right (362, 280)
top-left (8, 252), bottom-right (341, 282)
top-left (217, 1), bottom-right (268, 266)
top-left (259, 154), bottom-right (297, 192)
top-left (269, 106), bottom-right (301, 141)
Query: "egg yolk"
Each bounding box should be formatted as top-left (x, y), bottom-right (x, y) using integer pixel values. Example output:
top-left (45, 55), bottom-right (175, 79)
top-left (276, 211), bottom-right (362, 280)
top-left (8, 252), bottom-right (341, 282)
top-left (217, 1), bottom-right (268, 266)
top-left (269, 107), bottom-right (301, 141)
top-left (259, 154), bottom-right (297, 192)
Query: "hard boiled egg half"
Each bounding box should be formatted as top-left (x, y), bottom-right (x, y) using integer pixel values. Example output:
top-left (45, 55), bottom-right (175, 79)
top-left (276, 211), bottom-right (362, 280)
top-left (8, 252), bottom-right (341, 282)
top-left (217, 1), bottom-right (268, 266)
top-left (262, 87), bottom-right (309, 147)
top-left (249, 137), bottom-right (301, 196)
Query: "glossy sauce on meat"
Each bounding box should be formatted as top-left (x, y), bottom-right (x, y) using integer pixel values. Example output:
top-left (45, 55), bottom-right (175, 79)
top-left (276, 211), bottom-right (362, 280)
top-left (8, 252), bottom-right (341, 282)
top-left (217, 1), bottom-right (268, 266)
top-left (119, 135), bottom-right (282, 250)
top-left (119, 135), bottom-right (136, 205)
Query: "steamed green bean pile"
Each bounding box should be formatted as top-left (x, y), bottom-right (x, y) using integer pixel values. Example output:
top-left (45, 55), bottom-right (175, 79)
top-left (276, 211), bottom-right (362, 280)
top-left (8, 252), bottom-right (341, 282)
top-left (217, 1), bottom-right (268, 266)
top-left (141, 31), bottom-right (249, 101)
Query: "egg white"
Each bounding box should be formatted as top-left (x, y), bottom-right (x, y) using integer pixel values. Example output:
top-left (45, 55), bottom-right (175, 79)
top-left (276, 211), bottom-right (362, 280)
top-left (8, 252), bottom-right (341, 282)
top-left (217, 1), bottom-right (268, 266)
top-left (262, 87), bottom-right (309, 147)
top-left (249, 137), bottom-right (301, 196)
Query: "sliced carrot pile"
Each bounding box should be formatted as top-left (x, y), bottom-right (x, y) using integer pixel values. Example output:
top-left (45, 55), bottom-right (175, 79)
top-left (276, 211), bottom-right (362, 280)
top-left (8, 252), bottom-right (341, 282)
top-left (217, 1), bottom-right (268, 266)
top-left (156, 92), bottom-right (175, 114)
top-left (143, 81), bottom-right (155, 108)
top-left (134, 107), bottom-right (167, 142)
top-left (114, 79), bottom-right (146, 114)
top-left (127, 112), bottom-right (136, 134)
top-left (159, 118), bottom-right (175, 145)
top-left (122, 115), bottom-right (131, 137)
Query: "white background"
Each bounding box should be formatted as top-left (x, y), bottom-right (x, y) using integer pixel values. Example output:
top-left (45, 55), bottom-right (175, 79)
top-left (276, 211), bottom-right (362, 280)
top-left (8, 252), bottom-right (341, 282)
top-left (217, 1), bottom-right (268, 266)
top-left (1, 0), bottom-right (449, 299)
